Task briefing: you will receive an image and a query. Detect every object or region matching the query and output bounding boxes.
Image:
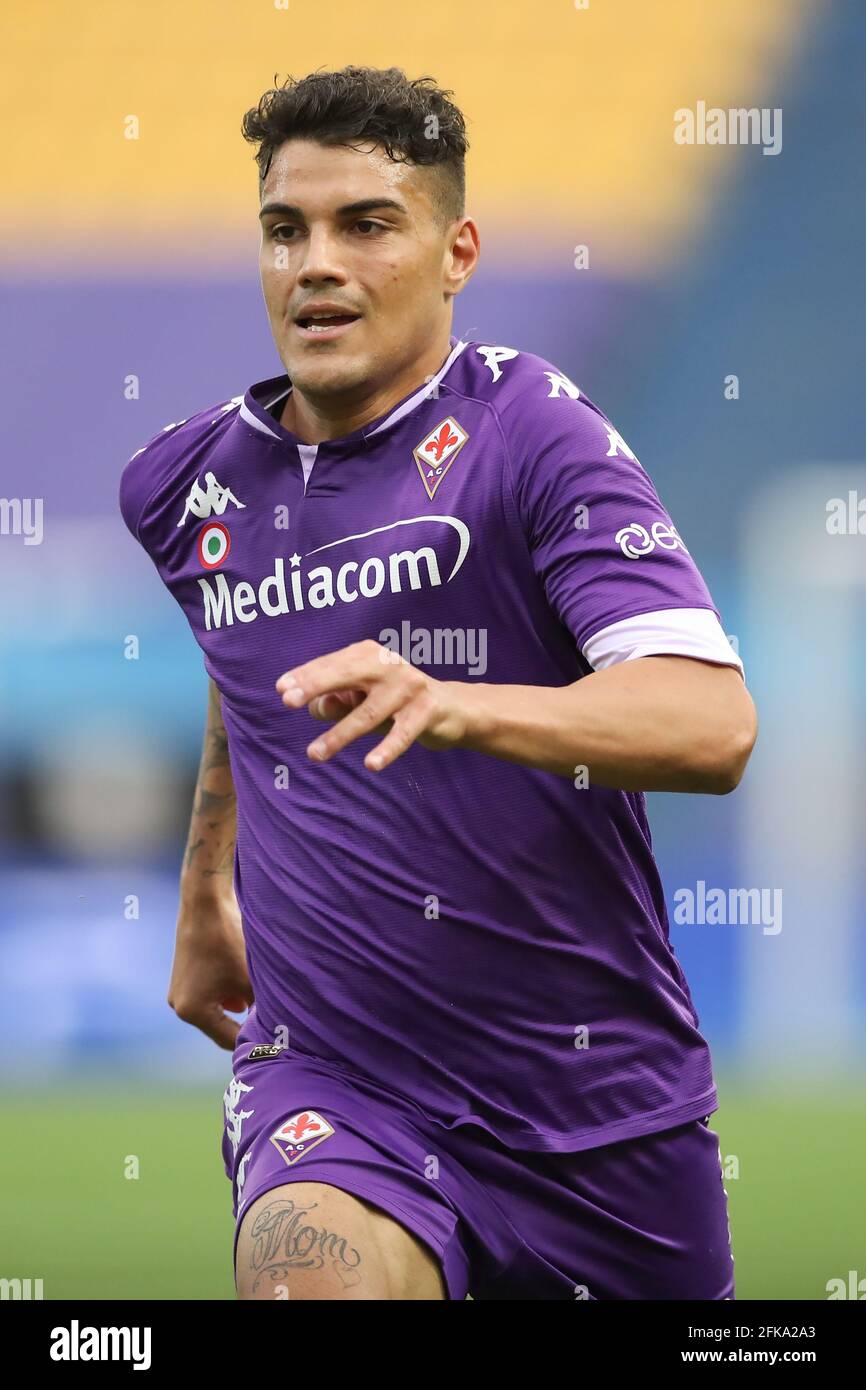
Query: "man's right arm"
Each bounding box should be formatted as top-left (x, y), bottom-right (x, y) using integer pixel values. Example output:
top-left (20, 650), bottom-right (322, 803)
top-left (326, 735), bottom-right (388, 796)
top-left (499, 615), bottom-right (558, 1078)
top-left (181, 677), bottom-right (238, 893)
top-left (168, 678), bottom-right (254, 1050)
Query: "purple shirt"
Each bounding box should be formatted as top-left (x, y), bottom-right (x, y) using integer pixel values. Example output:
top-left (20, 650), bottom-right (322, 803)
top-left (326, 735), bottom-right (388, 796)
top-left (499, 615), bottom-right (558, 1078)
top-left (120, 336), bottom-right (724, 1151)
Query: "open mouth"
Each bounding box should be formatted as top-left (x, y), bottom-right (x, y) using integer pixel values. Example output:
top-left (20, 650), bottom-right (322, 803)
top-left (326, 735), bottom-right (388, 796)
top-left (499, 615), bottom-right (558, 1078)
top-left (295, 313), bottom-right (361, 339)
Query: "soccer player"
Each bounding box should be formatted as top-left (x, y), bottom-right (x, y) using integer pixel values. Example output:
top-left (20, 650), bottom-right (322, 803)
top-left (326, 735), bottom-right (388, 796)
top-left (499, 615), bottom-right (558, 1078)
top-left (119, 66), bottom-right (757, 1300)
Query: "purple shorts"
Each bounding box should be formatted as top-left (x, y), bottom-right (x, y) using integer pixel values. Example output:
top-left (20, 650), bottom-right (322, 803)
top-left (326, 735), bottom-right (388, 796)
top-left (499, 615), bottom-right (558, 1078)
top-left (221, 1030), bottom-right (734, 1300)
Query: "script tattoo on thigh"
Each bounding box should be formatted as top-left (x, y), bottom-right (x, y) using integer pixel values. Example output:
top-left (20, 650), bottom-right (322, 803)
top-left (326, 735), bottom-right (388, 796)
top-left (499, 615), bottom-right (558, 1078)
top-left (248, 1198), bottom-right (363, 1295)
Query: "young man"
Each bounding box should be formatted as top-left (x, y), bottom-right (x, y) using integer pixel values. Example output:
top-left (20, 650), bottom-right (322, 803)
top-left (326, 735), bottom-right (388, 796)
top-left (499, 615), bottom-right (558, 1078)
top-left (119, 66), bottom-right (756, 1300)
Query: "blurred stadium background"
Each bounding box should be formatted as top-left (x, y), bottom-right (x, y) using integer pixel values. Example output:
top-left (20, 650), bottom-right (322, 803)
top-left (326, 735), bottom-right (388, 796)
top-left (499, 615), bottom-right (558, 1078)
top-left (1, 0), bottom-right (864, 1300)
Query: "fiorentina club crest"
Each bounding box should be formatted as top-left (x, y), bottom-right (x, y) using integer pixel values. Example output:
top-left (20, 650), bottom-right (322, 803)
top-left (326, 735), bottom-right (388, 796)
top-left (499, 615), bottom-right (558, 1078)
top-left (269, 1110), bottom-right (335, 1167)
top-left (413, 416), bottom-right (469, 499)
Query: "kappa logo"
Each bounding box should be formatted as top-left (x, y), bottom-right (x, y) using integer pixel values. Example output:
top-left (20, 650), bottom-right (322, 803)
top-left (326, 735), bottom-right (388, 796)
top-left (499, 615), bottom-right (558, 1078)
top-left (270, 1110), bottom-right (335, 1167)
top-left (605, 427), bottom-right (639, 462)
top-left (544, 370), bottom-right (581, 399)
top-left (223, 1076), bottom-right (254, 1160)
top-left (475, 344), bottom-right (519, 381)
top-left (236, 1150), bottom-right (253, 1211)
top-left (413, 417), bottom-right (469, 499)
top-left (178, 470), bottom-right (246, 527)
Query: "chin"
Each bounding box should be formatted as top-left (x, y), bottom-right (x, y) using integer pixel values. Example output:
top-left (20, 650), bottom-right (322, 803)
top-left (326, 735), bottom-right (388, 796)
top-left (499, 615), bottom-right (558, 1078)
top-left (288, 354), bottom-right (369, 397)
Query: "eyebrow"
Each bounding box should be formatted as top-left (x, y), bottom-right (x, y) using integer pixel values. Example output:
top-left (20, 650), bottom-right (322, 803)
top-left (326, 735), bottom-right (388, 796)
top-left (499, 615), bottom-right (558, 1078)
top-left (258, 197), bottom-right (408, 222)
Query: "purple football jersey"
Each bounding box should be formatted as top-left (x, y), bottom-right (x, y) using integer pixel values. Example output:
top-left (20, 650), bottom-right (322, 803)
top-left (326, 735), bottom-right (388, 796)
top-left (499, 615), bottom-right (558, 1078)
top-left (120, 336), bottom-right (726, 1151)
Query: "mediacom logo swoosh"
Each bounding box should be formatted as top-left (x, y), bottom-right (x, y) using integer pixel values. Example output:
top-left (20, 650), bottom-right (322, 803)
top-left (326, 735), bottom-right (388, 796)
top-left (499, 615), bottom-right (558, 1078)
top-left (306, 514), bottom-right (470, 581)
top-left (197, 515), bottom-right (471, 631)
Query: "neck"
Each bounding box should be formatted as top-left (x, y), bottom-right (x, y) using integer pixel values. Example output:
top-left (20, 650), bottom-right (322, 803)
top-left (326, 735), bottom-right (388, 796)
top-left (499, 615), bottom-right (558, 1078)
top-left (279, 329), bottom-right (454, 444)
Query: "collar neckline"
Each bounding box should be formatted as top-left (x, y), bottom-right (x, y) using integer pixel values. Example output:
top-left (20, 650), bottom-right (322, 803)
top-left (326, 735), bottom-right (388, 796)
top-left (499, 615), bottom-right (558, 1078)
top-left (239, 335), bottom-right (468, 451)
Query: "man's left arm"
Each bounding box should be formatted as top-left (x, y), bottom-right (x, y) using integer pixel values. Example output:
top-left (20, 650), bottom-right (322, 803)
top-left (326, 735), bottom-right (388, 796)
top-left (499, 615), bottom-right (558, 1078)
top-left (443, 653), bottom-right (756, 792)
top-left (275, 642), bottom-right (757, 793)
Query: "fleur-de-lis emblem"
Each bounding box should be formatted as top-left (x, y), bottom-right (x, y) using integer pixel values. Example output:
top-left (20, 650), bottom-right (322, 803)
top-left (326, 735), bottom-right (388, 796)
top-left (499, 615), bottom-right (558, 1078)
top-left (425, 422), bottom-right (459, 461)
top-left (413, 417), bottom-right (469, 499)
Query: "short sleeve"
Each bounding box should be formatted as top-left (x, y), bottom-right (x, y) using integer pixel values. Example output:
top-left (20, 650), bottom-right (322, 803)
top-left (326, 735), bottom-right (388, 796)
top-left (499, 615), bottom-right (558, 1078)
top-left (118, 444), bottom-right (155, 543)
top-left (501, 388), bottom-right (730, 658)
top-left (118, 416), bottom-right (188, 544)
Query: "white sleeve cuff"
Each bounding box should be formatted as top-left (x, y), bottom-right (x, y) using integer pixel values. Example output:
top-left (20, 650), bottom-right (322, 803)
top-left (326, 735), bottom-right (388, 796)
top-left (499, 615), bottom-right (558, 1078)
top-left (581, 608), bottom-right (744, 675)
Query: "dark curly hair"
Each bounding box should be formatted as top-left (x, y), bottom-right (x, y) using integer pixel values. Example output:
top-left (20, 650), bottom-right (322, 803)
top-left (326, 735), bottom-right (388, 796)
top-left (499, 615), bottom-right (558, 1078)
top-left (241, 65), bottom-right (468, 226)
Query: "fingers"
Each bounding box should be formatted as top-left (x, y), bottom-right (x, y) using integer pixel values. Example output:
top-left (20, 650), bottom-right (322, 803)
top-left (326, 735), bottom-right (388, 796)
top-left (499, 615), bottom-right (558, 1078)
top-left (309, 690), bottom-right (365, 722)
top-left (307, 683), bottom-right (411, 763)
top-left (276, 640), bottom-right (388, 707)
top-left (221, 993), bottom-right (253, 1013)
top-left (276, 641), bottom-right (438, 770)
top-left (169, 996), bottom-right (246, 1051)
top-left (365, 691), bottom-right (439, 771)
top-left (201, 1005), bottom-right (244, 1051)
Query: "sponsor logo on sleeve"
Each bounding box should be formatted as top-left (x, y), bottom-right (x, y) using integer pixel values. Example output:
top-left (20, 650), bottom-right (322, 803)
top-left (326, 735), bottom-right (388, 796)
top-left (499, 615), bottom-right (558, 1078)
top-left (269, 1110), bottom-right (335, 1167)
top-left (615, 520), bottom-right (689, 559)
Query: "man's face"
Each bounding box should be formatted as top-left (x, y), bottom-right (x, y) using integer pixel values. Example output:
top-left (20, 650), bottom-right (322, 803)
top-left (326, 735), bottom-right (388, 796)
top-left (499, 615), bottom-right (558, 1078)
top-left (258, 139), bottom-right (472, 402)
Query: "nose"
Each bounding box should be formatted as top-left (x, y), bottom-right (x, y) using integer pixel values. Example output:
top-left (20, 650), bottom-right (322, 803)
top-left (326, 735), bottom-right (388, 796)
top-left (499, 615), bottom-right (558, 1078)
top-left (298, 225), bottom-right (349, 288)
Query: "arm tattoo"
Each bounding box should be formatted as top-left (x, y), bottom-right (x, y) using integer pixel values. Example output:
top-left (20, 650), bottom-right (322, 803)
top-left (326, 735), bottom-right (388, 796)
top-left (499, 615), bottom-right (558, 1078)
top-left (183, 681), bottom-right (238, 877)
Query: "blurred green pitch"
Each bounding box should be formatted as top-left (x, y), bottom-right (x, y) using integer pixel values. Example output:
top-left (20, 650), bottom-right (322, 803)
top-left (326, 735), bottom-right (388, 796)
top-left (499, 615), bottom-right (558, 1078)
top-left (1, 1080), bottom-right (863, 1300)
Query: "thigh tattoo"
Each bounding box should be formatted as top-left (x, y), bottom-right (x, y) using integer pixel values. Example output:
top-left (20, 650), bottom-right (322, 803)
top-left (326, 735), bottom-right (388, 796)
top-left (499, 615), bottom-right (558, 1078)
top-left (247, 1197), bottom-right (363, 1296)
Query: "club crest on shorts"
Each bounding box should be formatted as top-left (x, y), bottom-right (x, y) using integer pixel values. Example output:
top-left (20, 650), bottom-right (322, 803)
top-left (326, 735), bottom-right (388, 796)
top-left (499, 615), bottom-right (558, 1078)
top-left (269, 1110), bottom-right (335, 1166)
top-left (413, 417), bottom-right (469, 499)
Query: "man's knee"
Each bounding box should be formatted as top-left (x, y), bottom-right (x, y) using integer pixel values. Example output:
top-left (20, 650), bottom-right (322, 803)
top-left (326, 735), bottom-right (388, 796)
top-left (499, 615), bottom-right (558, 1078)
top-left (235, 1180), bottom-right (445, 1301)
